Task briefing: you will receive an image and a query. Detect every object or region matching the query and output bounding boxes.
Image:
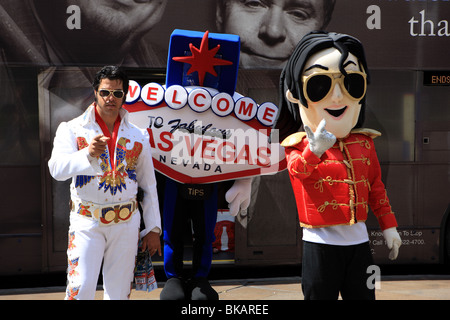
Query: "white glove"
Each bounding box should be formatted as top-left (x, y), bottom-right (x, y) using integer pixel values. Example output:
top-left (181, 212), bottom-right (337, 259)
top-left (225, 178), bottom-right (252, 217)
top-left (383, 227), bottom-right (402, 260)
top-left (305, 119), bottom-right (336, 158)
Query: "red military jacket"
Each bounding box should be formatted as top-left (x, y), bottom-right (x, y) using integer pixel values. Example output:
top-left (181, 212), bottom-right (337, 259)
top-left (282, 128), bottom-right (398, 231)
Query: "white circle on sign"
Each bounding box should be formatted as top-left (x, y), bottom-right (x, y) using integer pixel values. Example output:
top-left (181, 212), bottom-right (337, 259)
top-left (126, 80), bottom-right (141, 104)
top-left (188, 88), bottom-right (212, 113)
top-left (211, 92), bottom-right (234, 117)
top-left (141, 82), bottom-right (164, 106)
top-left (165, 85), bottom-right (187, 110)
top-left (234, 96), bottom-right (258, 121)
top-left (257, 102), bottom-right (279, 126)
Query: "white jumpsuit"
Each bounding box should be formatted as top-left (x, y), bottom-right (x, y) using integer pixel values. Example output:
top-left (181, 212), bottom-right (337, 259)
top-left (48, 104), bottom-right (160, 300)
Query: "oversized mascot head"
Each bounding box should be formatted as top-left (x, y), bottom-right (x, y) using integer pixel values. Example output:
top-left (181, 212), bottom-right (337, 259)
top-left (274, 31), bottom-right (370, 141)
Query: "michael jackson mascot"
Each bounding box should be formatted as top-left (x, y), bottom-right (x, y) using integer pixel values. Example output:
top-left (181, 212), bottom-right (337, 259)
top-left (273, 31), bottom-right (402, 300)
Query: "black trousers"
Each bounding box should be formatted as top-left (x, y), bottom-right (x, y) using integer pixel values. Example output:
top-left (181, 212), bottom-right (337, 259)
top-left (301, 241), bottom-right (376, 300)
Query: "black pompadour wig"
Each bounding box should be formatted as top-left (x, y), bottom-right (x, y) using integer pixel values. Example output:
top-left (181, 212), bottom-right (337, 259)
top-left (273, 31), bottom-right (370, 142)
top-left (93, 65), bottom-right (129, 95)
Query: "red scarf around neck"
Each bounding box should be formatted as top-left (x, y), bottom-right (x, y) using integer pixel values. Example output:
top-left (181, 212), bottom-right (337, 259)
top-left (94, 106), bottom-right (121, 170)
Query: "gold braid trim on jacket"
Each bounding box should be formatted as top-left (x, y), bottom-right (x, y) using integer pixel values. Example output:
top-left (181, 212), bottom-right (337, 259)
top-left (281, 128), bottom-right (381, 148)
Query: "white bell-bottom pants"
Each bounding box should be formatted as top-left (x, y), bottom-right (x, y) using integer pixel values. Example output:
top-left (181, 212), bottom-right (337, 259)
top-left (65, 212), bottom-right (140, 300)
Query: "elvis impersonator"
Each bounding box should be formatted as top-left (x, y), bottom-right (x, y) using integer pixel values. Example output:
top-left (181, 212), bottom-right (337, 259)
top-left (48, 66), bottom-right (161, 300)
top-left (273, 31), bottom-right (402, 300)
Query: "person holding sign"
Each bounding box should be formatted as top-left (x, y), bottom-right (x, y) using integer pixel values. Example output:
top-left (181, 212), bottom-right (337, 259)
top-left (124, 30), bottom-right (285, 300)
top-left (159, 30), bottom-right (253, 301)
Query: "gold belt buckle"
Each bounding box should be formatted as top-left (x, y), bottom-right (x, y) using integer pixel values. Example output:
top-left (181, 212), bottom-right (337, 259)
top-left (100, 202), bottom-right (134, 225)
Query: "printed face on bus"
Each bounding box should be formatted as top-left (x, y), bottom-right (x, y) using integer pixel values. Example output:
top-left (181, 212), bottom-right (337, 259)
top-left (216, 0), bottom-right (330, 68)
top-left (288, 47), bottom-right (367, 138)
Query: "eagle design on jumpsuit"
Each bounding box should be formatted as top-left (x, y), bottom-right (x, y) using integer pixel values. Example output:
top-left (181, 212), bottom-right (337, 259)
top-left (75, 137), bottom-right (143, 195)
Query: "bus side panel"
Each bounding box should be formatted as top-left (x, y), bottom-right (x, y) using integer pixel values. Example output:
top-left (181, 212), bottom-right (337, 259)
top-left (0, 167), bottom-right (42, 275)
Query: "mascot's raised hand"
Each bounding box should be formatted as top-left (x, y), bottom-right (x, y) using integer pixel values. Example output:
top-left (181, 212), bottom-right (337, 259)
top-left (304, 119), bottom-right (336, 158)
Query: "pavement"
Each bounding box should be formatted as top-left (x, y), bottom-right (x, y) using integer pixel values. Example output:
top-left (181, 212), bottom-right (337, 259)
top-left (1, 275), bottom-right (450, 300)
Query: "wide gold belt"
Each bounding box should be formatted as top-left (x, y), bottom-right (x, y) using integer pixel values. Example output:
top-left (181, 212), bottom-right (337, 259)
top-left (70, 198), bottom-right (138, 226)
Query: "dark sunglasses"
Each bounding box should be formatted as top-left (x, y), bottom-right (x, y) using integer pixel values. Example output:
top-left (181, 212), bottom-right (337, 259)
top-left (302, 71), bottom-right (367, 103)
top-left (98, 89), bottom-right (125, 99)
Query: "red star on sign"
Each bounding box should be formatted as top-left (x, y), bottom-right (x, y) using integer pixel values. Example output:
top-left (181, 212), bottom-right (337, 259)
top-left (172, 31), bottom-right (233, 86)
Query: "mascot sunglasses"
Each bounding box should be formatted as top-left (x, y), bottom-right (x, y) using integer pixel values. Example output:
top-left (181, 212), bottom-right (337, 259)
top-left (302, 70), bottom-right (367, 103)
